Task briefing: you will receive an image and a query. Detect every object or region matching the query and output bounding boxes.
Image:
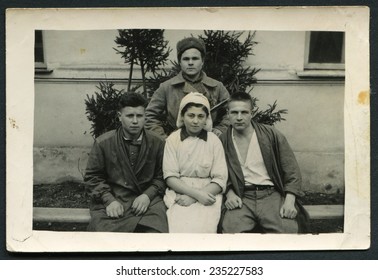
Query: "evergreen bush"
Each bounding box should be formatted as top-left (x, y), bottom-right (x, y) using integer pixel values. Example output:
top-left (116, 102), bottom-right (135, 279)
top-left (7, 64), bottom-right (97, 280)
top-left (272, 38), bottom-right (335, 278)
top-left (85, 30), bottom-right (287, 138)
top-left (85, 81), bottom-right (123, 138)
top-left (113, 29), bottom-right (171, 96)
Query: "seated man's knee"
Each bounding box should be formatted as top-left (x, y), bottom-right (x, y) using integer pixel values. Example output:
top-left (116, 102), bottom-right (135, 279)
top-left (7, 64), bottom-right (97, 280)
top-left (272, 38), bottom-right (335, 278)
top-left (222, 209), bottom-right (255, 233)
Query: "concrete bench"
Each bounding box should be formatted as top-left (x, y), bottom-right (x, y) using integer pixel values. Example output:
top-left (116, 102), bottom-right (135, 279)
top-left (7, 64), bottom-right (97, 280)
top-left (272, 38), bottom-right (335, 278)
top-left (33, 205), bottom-right (344, 223)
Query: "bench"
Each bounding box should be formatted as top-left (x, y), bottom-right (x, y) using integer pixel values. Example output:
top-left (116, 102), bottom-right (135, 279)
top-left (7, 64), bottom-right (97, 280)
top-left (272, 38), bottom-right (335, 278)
top-left (33, 205), bottom-right (344, 223)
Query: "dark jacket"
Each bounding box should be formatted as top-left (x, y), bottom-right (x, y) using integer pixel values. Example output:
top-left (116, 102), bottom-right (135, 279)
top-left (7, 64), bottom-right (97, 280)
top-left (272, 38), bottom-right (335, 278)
top-left (84, 128), bottom-right (168, 232)
top-left (145, 71), bottom-right (230, 138)
top-left (220, 121), bottom-right (309, 232)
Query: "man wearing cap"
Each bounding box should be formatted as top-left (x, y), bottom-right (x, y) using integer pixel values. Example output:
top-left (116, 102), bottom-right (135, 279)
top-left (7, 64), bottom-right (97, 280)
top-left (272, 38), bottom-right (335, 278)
top-left (145, 37), bottom-right (230, 139)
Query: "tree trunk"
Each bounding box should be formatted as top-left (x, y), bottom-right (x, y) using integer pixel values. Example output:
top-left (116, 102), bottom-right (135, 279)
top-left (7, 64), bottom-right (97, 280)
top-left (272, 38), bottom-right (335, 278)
top-left (140, 60), bottom-right (147, 98)
top-left (127, 59), bottom-right (134, 91)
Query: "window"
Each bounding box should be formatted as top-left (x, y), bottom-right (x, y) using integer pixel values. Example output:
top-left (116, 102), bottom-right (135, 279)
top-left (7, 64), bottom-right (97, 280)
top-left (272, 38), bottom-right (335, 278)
top-left (35, 30), bottom-right (46, 68)
top-left (35, 30), bottom-right (53, 74)
top-left (304, 31), bottom-right (345, 70)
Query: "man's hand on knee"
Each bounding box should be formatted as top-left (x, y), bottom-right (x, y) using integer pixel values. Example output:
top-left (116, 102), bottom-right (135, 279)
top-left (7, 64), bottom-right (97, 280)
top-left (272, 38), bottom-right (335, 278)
top-left (106, 200), bottom-right (124, 218)
top-left (280, 193), bottom-right (297, 219)
top-left (225, 189), bottom-right (243, 210)
top-left (132, 194), bottom-right (151, 216)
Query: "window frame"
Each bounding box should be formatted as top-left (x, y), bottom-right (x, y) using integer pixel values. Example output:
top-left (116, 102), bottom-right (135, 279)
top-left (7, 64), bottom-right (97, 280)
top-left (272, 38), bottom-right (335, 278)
top-left (304, 31), bottom-right (345, 70)
top-left (35, 30), bottom-right (47, 69)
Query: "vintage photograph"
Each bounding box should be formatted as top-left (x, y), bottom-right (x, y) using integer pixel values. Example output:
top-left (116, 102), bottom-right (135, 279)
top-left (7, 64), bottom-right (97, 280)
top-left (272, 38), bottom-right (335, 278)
top-left (6, 7), bottom-right (370, 252)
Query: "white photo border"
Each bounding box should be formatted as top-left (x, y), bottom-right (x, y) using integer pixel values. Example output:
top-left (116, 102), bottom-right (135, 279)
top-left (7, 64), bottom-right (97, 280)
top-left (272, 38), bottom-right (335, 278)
top-left (6, 6), bottom-right (370, 252)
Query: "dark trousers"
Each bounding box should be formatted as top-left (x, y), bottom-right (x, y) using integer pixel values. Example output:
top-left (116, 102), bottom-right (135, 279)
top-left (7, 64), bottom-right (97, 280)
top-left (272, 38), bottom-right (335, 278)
top-left (222, 187), bottom-right (298, 233)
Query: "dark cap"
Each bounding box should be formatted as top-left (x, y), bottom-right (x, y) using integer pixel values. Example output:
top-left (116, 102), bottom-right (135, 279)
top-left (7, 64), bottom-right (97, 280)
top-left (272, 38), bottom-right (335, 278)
top-left (176, 37), bottom-right (206, 60)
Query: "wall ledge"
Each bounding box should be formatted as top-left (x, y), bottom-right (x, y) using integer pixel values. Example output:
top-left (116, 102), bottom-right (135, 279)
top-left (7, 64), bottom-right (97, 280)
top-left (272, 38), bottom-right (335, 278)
top-left (35, 66), bottom-right (346, 85)
top-left (297, 70), bottom-right (345, 78)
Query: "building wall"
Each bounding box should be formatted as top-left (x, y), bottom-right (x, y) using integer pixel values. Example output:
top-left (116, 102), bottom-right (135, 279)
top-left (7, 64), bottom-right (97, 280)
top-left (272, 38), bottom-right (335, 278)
top-left (252, 83), bottom-right (344, 193)
top-left (34, 30), bottom-right (345, 193)
top-left (43, 30), bottom-right (306, 70)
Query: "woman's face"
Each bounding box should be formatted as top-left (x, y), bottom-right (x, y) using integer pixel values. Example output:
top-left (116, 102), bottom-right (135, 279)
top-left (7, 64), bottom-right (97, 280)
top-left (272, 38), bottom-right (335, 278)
top-left (183, 106), bottom-right (208, 136)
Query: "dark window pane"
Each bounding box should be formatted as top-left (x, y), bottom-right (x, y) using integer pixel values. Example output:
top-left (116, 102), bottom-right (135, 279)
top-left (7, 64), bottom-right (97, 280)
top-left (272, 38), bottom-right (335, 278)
top-left (309, 32), bottom-right (344, 63)
top-left (35, 30), bottom-right (44, 63)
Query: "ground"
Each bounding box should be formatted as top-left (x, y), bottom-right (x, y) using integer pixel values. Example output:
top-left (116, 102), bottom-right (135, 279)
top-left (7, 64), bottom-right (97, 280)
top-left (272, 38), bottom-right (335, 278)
top-left (33, 182), bottom-right (344, 233)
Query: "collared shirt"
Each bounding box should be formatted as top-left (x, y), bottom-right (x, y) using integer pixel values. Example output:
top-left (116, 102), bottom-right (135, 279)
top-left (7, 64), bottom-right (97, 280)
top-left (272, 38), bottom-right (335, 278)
top-left (232, 128), bottom-right (274, 186)
top-left (123, 132), bottom-right (143, 170)
top-left (163, 129), bottom-right (227, 191)
top-left (180, 127), bottom-right (208, 142)
top-left (123, 131), bottom-right (143, 145)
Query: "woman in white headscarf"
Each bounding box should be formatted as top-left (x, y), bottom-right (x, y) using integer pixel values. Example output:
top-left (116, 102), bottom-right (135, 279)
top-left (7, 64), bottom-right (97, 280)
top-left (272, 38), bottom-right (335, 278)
top-left (163, 92), bottom-right (228, 233)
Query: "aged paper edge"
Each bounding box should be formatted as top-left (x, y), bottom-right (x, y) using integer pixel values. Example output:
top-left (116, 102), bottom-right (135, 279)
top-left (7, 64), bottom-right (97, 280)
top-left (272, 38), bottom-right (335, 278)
top-left (5, 6), bottom-right (370, 252)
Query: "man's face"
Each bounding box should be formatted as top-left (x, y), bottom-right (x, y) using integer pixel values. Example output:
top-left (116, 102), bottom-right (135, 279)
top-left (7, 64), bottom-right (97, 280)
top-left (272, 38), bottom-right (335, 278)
top-left (179, 48), bottom-right (204, 79)
top-left (118, 106), bottom-right (145, 138)
top-left (228, 100), bottom-right (253, 132)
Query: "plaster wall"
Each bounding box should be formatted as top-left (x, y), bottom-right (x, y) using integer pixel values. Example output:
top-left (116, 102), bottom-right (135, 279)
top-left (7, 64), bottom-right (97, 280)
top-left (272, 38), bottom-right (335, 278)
top-left (34, 81), bottom-right (344, 192)
top-left (34, 29), bottom-right (345, 192)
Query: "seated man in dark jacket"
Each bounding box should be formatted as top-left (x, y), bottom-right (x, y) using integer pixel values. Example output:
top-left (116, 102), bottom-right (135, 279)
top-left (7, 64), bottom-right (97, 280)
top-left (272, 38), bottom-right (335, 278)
top-left (85, 92), bottom-right (168, 233)
top-left (220, 91), bottom-right (308, 233)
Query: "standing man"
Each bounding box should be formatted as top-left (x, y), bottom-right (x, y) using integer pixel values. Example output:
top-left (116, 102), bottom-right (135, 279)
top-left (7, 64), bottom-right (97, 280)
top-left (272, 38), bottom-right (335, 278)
top-left (145, 37), bottom-right (230, 138)
top-left (220, 92), bottom-right (308, 233)
top-left (85, 92), bottom-right (168, 233)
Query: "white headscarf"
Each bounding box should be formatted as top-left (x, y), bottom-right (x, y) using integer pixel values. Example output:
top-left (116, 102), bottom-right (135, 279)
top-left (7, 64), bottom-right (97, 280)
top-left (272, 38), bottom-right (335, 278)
top-left (176, 92), bottom-right (213, 132)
